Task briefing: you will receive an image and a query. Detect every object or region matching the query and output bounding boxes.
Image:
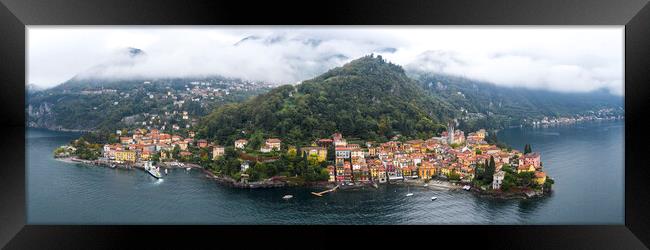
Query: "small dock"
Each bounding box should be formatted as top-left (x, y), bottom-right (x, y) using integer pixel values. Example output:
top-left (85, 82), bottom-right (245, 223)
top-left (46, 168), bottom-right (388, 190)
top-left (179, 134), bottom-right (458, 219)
top-left (311, 185), bottom-right (340, 197)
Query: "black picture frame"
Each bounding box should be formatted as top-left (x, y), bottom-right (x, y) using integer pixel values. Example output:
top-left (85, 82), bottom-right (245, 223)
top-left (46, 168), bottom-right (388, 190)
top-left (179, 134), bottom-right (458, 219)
top-left (1, 0), bottom-right (649, 248)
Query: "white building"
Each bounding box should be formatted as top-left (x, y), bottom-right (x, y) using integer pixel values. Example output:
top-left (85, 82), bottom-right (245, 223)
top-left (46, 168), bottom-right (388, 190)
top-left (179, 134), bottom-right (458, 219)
top-left (241, 161), bottom-right (250, 172)
top-left (492, 171), bottom-right (505, 190)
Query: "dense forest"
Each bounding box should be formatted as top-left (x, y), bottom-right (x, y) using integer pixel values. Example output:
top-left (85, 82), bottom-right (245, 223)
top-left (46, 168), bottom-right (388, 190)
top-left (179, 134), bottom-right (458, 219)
top-left (198, 55), bottom-right (459, 146)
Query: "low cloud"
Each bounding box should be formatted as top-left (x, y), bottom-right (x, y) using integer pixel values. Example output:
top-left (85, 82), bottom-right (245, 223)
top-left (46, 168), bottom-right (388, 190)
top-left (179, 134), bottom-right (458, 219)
top-left (28, 27), bottom-right (623, 95)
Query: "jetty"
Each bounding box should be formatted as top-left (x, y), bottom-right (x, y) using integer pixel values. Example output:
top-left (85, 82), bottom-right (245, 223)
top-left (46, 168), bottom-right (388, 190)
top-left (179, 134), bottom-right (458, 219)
top-left (311, 185), bottom-right (340, 197)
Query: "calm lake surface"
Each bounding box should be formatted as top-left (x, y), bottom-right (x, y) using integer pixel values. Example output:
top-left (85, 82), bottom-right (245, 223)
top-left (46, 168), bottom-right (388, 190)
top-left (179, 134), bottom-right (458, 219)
top-left (27, 120), bottom-right (624, 224)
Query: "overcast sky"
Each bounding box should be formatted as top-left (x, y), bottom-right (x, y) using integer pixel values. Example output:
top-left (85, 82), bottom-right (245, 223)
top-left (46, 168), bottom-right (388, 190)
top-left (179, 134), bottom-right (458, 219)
top-left (28, 26), bottom-right (624, 95)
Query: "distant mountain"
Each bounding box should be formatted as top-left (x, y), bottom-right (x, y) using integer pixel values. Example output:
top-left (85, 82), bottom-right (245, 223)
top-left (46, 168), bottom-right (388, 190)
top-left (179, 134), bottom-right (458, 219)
top-left (408, 71), bottom-right (624, 131)
top-left (26, 83), bottom-right (45, 94)
top-left (198, 55), bottom-right (457, 145)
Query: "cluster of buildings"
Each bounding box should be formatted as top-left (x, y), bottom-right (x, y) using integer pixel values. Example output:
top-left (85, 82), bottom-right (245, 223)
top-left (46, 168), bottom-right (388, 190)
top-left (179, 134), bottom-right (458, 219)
top-left (100, 123), bottom-right (548, 191)
top-left (321, 123), bottom-right (548, 190)
top-left (101, 128), bottom-right (284, 166)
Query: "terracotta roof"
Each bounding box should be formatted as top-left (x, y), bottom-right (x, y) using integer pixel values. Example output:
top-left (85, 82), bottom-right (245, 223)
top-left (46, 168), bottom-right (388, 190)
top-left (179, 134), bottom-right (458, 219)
top-left (518, 164), bottom-right (533, 170)
top-left (266, 138), bottom-right (282, 143)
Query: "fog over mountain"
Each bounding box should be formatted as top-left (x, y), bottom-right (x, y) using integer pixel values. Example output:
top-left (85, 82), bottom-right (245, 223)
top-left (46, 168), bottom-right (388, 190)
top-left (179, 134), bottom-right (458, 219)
top-left (28, 27), bottom-right (623, 95)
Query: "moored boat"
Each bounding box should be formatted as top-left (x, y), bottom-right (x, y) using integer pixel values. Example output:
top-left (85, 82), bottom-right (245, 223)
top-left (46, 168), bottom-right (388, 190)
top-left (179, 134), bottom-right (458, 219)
top-left (144, 161), bottom-right (163, 179)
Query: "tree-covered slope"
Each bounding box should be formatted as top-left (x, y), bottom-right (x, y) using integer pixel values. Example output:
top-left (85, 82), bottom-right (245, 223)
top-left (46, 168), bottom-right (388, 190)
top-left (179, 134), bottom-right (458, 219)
top-left (409, 71), bottom-right (624, 131)
top-left (199, 55), bottom-right (458, 145)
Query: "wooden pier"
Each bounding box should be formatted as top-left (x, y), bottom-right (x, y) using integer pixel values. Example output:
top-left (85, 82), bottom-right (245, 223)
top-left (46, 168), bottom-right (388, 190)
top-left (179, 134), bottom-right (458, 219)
top-left (311, 185), bottom-right (340, 197)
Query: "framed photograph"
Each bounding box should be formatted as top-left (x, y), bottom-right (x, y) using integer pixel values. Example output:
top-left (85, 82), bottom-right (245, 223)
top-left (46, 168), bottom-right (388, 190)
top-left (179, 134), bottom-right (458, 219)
top-left (1, 0), bottom-right (649, 248)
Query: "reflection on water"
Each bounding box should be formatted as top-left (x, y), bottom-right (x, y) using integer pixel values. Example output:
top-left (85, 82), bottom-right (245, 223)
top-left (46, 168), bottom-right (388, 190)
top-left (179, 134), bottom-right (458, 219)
top-left (27, 121), bottom-right (623, 224)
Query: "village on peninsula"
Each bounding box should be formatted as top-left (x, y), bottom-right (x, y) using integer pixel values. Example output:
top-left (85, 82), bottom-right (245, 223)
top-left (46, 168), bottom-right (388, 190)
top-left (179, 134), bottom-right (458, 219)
top-left (54, 121), bottom-right (554, 199)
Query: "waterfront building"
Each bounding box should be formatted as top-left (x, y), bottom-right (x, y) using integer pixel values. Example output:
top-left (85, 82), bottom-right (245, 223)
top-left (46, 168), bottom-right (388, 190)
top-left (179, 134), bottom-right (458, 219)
top-left (534, 171), bottom-right (547, 185)
top-left (327, 165), bottom-right (336, 182)
top-left (492, 171), bottom-right (505, 190)
top-left (520, 152), bottom-right (542, 169)
top-left (418, 162), bottom-right (437, 180)
top-left (115, 150), bottom-right (136, 162)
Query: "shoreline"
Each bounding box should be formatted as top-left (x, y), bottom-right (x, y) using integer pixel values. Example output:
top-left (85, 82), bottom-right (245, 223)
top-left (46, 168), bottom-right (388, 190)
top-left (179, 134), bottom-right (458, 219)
top-left (54, 157), bottom-right (549, 199)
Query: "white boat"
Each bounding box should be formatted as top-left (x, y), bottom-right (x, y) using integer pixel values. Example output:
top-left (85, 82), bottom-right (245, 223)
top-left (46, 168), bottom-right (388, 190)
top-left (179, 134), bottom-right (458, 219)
top-left (423, 184), bottom-right (428, 187)
top-left (282, 195), bottom-right (293, 200)
top-left (406, 186), bottom-right (413, 197)
top-left (144, 161), bottom-right (162, 179)
top-left (463, 185), bottom-right (471, 191)
top-left (186, 167), bottom-right (191, 171)
top-left (431, 196), bottom-right (438, 201)
top-left (165, 168), bottom-right (168, 175)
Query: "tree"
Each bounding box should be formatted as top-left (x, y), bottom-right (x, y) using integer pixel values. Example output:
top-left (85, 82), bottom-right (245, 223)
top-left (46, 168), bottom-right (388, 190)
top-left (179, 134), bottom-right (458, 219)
top-left (327, 143), bottom-right (335, 163)
top-left (172, 145), bottom-right (181, 160)
top-left (248, 131), bottom-right (264, 150)
top-left (524, 144), bottom-right (532, 154)
top-left (474, 162), bottom-right (484, 182)
top-left (485, 156), bottom-right (496, 183)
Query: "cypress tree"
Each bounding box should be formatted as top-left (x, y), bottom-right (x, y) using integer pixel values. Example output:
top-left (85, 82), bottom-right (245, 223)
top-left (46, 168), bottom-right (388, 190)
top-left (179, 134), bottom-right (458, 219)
top-left (485, 156), bottom-right (496, 183)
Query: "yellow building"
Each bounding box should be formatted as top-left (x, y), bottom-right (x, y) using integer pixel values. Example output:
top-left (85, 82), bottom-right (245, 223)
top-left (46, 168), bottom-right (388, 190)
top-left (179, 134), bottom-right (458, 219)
top-left (115, 150), bottom-right (136, 162)
top-left (418, 164), bottom-right (437, 180)
top-left (140, 151), bottom-right (151, 161)
top-left (534, 171), bottom-right (547, 185)
top-left (517, 164), bottom-right (536, 173)
top-left (441, 166), bottom-right (452, 176)
top-left (301, 147), bottom-right (327, 162)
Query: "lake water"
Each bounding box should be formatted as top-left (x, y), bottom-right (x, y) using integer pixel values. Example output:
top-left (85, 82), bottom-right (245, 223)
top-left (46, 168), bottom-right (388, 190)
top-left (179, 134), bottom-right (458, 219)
top-left (27, 120), bottom-right (624, 224)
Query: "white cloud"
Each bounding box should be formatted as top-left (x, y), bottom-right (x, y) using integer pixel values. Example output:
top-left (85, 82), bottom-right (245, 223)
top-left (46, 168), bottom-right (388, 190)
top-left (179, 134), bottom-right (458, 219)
top-left (27, 26), bottom-right (623, 95)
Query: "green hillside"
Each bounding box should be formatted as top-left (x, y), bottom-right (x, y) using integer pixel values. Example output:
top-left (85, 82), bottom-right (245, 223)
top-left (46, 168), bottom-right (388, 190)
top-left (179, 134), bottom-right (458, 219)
top-left (199, 55), bottom-right (457, 145)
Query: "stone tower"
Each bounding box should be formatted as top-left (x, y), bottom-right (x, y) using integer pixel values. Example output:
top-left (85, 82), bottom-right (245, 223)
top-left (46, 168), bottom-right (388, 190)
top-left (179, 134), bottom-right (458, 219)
top-left (448, 121), bottom-right (455, 144)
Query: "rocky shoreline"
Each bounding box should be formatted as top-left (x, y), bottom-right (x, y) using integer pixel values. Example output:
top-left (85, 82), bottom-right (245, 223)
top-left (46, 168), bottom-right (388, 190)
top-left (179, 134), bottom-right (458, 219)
top-left (469, 185), bottom-right (549, 199)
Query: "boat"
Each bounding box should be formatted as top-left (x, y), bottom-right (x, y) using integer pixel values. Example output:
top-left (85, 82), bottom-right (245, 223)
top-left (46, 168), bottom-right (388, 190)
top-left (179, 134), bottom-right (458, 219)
top-left (165, 168), bottom-right (168, 175)
top-left (186, 167), bottom-right (191, 171)
top-left (144, 161), bottom-right (163, 179)
top-left (431, 196), bottom-right (438, 201)
top-left (406, 186), bottom-right (413, 197)
top-left (282, 195), bottom-right (293, 200)
top-left (423, 184), bottom-right (428, 187)
top-left (463, 185), bottom-right (471, 191)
